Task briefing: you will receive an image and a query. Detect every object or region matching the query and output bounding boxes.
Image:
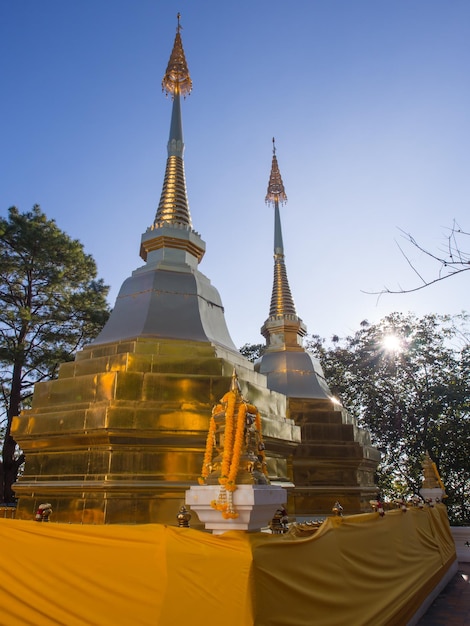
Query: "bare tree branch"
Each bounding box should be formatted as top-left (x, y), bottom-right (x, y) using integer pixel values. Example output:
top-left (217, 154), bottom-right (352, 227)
top-left (364, 222), bottom-right (470, 295)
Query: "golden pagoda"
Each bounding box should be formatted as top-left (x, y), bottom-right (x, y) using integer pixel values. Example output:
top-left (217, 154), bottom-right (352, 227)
top-left (11, 17), bottom-right (300, 525)
top-left (255, 140), bottom-right (380, 516)
top-left (420, 450), bottom-right (447, 501)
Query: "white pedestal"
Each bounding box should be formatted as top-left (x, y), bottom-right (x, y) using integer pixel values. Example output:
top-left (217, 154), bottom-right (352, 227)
top-left (185, 484), bottom-right (287, 534)
top-left (419, 487), bottom-right (445, 503)
top-left (450, 527), bottom-right (470, 563)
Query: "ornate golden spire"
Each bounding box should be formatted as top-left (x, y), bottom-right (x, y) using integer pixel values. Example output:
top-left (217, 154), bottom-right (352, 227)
top-left (265, 138), bottom-right (287, 207)
top-left (140, 14), bottom-right (205, 262)
top-left (161, 13), bottom-right (192, 99)
top-left (265, 139), bottom-right (296, 317)
top-left (257, 144), bottom-right (334, 399)
top-left (151, 14), bottom-right (194, 232)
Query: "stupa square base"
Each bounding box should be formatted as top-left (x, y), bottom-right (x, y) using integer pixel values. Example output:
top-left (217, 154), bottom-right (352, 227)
top-left (186, 484), bottom-right (286, 533)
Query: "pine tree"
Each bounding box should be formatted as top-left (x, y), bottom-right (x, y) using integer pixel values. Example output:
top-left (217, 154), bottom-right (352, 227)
top-left (0, 206), bottom-right (110, 502)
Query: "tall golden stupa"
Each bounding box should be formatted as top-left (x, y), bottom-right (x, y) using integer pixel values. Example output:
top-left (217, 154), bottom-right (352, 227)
top-left (11, 16), bottom-right (300, 525)
top-left (256, 141), bottom-right (379, 516)
top-left (12, 16), bottom-right (378, 524)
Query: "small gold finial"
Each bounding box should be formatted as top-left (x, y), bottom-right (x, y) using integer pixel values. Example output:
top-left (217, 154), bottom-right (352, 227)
top-left (265, 139), bottom-right (287, 206)
top-left (332, 501), bottom-right (343, 516)
top-left (230, 368), bottom-right (241, 393)
top-left (162, 14), bottom-right (192, 98)
top-left (176, 505), bottom-right (191, 527)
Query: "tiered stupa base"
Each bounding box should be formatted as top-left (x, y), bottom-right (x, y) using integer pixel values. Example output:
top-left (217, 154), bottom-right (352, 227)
top-left (11, 337), bottom-right (300, 525)
top-left (288, 397), bottom-right (380, 517)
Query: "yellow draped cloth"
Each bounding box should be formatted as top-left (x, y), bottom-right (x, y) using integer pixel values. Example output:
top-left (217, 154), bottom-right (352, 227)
top-left (0, 505), bottom-right (455, 625)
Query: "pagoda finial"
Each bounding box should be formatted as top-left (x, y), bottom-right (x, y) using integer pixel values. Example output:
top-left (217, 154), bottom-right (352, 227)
top-left (263, 141), bottom-right (296, 317)
top-left (265, 137), bottom-right (287, 207)
top-left (230, 367), bottom-right (241, 393)
top-left (162, 13), bottom-right (192, 99)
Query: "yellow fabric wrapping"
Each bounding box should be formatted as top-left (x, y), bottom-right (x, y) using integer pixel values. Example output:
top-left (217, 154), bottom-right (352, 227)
top-left (0, 505), bottom-right (455, 626)
top-left (249, 506), bottom-right (456, 626)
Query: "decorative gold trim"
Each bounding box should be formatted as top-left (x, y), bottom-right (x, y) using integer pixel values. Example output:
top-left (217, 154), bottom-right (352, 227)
top-left (269, 255), bottom-right (297, 316)
top-left (155, 156), bottom-right (192, 227)
top-left (141, 234), bottom-right (205, 263)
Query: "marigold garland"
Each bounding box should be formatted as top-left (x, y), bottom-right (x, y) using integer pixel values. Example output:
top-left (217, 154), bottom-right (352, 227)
top-left (219, 391), bottom-right (236, 485)
top-left (226, 402), bottom-right (246, 490)
top-left (199, 380), bottom-right (268, 520)
top-left (198, 412), bottom-right (217, 484)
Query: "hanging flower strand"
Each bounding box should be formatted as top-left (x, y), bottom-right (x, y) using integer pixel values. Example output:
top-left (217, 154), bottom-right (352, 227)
top-left (219, 390), bottom-right (236, 485)
top-left (198, 411), bottom-right (217, 484)
top-left (199, 369), bottom-right (269, 520)
top-left (227, 401), bottom-right (247, 490)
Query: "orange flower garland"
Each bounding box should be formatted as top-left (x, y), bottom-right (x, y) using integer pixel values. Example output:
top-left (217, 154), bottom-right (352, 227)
top-left (199, 380), bottom-right (268, 520)
top-left (198, 412), bottom-right (217, 485)
top-left (219, 391), bottom-right (236, 485)
top-left (226, 402), bottom-right (246, 490)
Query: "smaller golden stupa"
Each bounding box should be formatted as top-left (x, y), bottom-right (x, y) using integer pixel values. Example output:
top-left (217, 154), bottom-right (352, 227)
top-left (256, 140), bottom-right (380, 517)
top-left (421, 451), bottom-right (446, 495)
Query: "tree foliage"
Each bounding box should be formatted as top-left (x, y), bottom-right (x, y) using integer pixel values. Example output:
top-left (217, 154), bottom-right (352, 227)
top-left (239, 343), bottom-right (264, 363)
top-left (306, 313), bottom-right (470, 523)
top-left (0, 206), bottom-right (110, 502)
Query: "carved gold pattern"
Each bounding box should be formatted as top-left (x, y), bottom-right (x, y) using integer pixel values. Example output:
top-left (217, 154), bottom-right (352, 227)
top-left (140, 232), bottom-right (204, 263)
top-left (162, 15), bottom-right (192, 98)
top-left (270, 255), bottom-right (297, 317)
top-left (265, 138), bottom-right (287, 206)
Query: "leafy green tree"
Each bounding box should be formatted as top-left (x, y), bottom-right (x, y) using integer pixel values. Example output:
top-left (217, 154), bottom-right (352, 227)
top-left (306, 313), bottom-right (470, 523)
top-left (239, 343), bottom-right (264, 363)
top-left (0, 206), bottom-right (110, 503)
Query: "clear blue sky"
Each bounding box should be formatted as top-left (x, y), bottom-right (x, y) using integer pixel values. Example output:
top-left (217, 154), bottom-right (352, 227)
top-left (2, 1), bottom-right (470, 348)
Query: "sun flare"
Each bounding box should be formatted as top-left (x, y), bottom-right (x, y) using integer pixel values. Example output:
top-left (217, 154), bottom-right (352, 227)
top-left (382, 334), bottom-right (402, 353)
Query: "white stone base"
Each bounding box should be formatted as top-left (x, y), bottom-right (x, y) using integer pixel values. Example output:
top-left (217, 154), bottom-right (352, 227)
top-left (451, 527), bottom-right (470, 563)
top-left (419, 487), bottom-right (445, 503)
top-left (185, 484), bottom-right (287, 534)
